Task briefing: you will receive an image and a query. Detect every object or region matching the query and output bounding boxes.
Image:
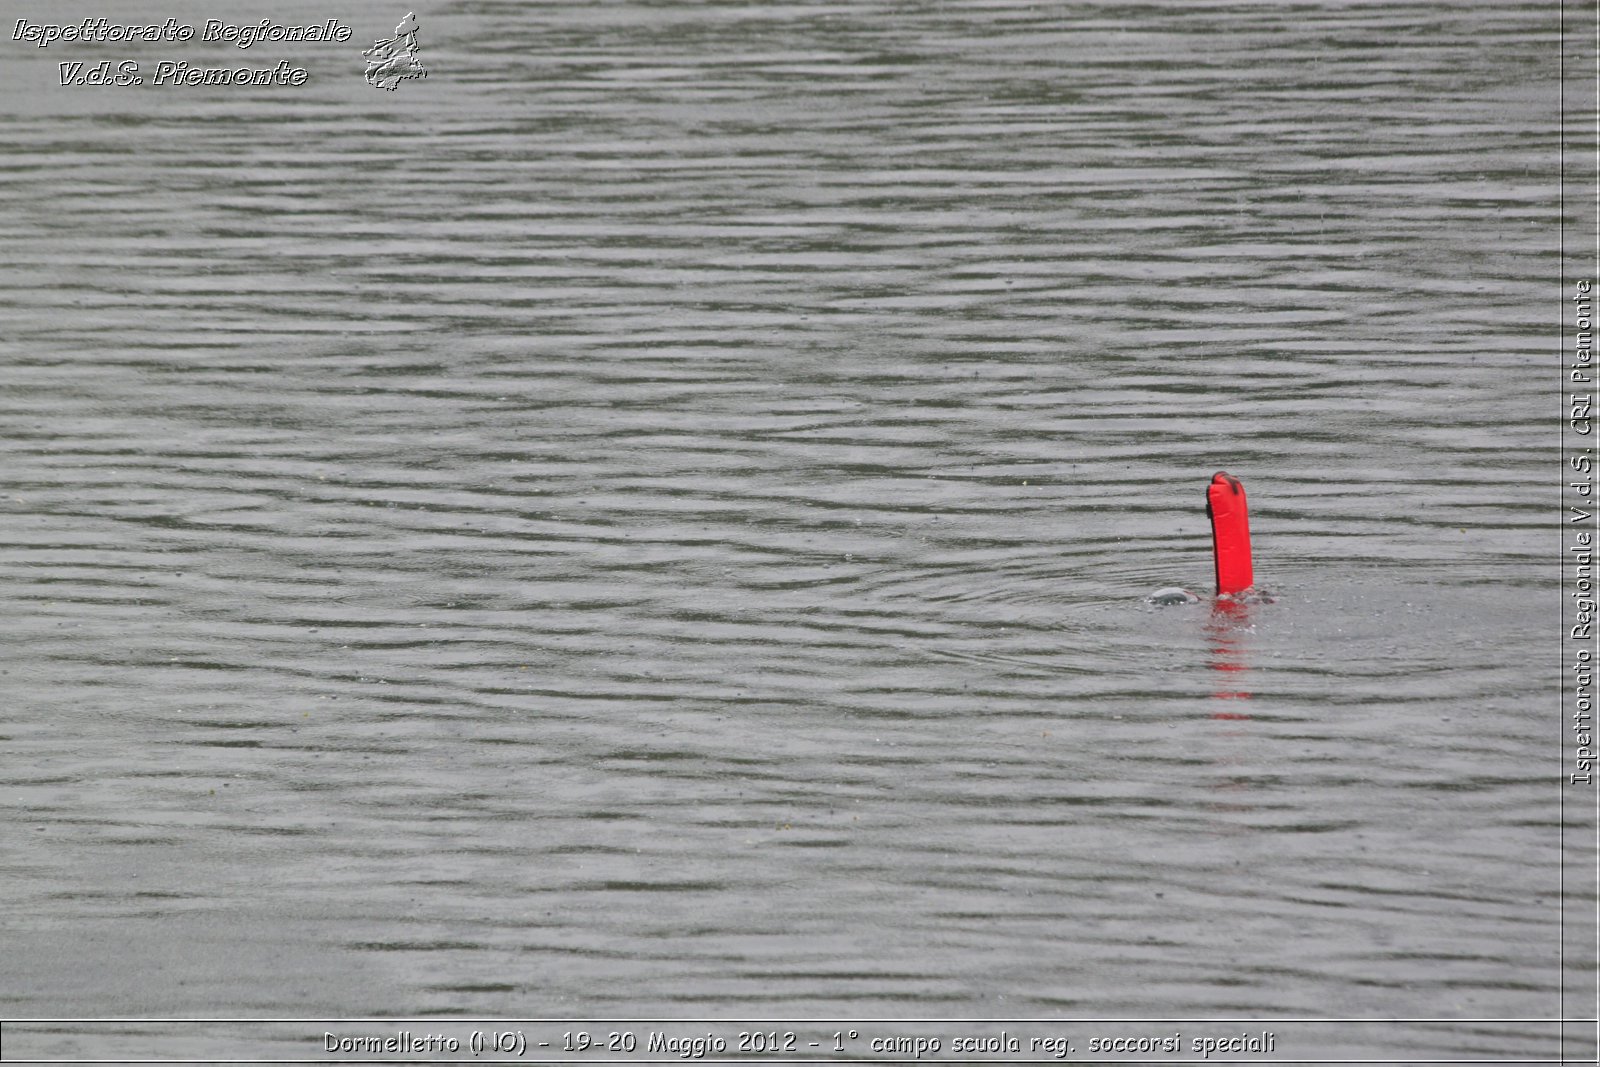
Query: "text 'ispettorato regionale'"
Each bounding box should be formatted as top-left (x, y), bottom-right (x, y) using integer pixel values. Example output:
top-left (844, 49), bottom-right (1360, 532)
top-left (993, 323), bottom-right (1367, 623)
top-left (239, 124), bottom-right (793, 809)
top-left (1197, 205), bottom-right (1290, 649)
top-left (12, 18), bottom-right (353, 49)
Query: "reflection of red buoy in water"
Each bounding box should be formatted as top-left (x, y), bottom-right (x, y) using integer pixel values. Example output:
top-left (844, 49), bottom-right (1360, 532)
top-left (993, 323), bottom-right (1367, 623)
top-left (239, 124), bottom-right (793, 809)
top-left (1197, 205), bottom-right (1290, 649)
top-left (1206, 597), bottom-right (1253, 713)
top-left (1207, 471), bottom-right (1253, 596)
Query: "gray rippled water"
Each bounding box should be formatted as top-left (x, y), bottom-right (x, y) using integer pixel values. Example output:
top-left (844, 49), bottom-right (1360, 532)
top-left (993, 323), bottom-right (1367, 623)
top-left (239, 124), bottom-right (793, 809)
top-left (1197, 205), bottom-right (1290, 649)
top-left (0, 0), bottom-right (1577, 1060)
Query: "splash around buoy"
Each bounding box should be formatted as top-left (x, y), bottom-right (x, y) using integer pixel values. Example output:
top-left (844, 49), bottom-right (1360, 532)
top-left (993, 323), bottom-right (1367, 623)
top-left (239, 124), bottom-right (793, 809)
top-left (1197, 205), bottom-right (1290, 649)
top-left (1145, 586), bottom-right (1201, 606)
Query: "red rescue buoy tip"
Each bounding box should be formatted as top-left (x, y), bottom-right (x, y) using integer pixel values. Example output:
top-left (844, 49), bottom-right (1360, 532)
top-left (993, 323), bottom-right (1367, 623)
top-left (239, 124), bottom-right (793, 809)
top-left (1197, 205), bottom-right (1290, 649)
top-left (1206, 471), bottom-right (1253, 596)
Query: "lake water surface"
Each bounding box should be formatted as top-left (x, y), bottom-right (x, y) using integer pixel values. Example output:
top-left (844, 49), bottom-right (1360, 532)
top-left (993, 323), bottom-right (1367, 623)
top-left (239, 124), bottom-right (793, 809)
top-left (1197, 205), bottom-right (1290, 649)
top-left (0, 0), bottom-right (1585, 1061)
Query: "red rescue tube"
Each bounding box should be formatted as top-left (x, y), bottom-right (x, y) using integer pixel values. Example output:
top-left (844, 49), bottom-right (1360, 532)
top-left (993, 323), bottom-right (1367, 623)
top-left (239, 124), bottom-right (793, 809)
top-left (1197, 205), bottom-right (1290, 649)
top-left (1206, 471), bottom-right (1253, 596)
